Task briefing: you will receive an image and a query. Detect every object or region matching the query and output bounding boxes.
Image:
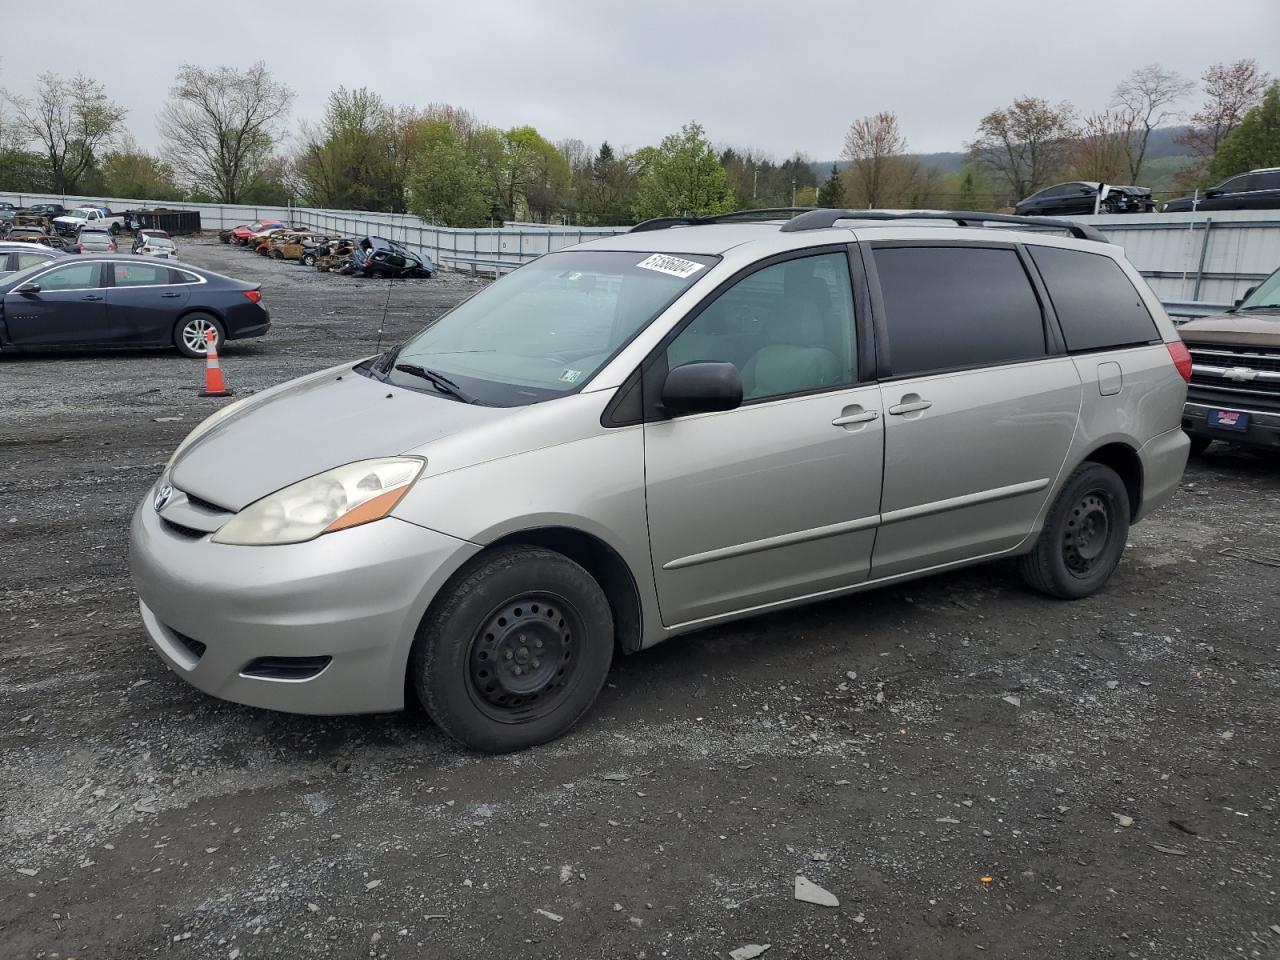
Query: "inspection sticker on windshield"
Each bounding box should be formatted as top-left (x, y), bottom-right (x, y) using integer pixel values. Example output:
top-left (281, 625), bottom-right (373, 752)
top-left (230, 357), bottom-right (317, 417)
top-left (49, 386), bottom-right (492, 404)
top-left (559, 369), bottom-right (583, 384)
top-left (636, 254), bottom-right (705, 279)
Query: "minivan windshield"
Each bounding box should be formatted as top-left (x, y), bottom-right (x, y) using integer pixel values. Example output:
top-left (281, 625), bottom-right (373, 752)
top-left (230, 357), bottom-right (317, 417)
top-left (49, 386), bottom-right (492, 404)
top-left (380, 249), bottom-right (718, 406)
top-left (1239, 268), bottom-right (1280, 310)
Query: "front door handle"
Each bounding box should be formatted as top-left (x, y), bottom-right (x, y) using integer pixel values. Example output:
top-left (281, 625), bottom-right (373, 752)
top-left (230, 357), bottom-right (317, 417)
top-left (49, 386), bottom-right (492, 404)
top-left (160, 292), bottom-right (181, 298)
top-left (888, 397), bottom-right (932, 416)
top-left (80, 294), bottom-right (104, 301)
top-left (832, 408), bottom-right (879, 427)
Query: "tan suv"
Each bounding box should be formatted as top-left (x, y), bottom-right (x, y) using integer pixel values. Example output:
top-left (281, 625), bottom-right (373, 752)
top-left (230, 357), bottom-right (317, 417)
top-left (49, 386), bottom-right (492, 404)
top-left (1179, 265), bottom-right (1280, 454)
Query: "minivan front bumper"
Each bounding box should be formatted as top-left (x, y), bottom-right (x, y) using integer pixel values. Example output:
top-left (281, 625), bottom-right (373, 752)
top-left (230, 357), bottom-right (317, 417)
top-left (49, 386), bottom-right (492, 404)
top-left (129, 496), bottom-right (479, 715)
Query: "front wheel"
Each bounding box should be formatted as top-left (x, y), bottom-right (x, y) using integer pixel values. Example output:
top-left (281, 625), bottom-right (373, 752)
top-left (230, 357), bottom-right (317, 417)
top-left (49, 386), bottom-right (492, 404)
top-left (1018, 462), bottom-right (1130, 600)
top-left (174, 313), bottom-right (225, 358)
top-left (302, 253), bottom-right (316, 266)
top-left (411, 546), bottom-right (615, 753)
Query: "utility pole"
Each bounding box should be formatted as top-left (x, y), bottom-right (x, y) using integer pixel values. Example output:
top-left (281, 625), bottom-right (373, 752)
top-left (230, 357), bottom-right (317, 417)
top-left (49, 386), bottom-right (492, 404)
top-left (752, 166), bottom-right (758, 202)
top-left (791, 178), bottom-right (797, 207)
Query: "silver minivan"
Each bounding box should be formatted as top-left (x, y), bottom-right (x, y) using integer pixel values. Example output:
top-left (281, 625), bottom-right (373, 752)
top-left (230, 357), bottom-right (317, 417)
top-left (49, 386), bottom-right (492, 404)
top-left (130, 210), bottom-right (1192, 752)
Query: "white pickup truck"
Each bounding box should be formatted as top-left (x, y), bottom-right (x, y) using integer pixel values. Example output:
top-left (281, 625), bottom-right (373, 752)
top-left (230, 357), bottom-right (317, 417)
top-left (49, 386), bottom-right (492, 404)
top-left (52, 207), bottom-right (126, 237)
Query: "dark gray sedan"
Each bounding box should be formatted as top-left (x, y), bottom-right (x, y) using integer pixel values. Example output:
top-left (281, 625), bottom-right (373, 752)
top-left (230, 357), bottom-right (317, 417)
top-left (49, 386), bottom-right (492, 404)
top-left (0, 255), bottom-right (270, 357)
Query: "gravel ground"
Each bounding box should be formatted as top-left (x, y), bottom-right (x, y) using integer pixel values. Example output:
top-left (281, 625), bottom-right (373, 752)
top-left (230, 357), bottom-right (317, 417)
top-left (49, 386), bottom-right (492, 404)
top-left (2, 237), bottom-right (1279, 960)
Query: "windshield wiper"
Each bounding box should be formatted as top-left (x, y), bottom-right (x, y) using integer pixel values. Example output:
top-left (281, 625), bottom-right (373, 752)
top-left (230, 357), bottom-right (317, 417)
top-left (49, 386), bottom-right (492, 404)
top-left (1237, 304), bottom-right (1280, 312)
top-left (393, 363), bottom-right (477, 403)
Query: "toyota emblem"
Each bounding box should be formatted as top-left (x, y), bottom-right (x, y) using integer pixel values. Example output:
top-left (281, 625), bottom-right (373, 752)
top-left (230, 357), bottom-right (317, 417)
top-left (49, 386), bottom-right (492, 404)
top-left (153, 483), bottom-right (173, 512)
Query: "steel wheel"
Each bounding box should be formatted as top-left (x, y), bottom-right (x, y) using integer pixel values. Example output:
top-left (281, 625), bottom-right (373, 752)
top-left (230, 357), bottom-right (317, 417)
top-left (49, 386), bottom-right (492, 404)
top-left (1062, 490), bottom-right (1113, 577)
top-left (181, 316), bottom-right (218, 355)
top-left (466, 594), bottom-right (583, 723)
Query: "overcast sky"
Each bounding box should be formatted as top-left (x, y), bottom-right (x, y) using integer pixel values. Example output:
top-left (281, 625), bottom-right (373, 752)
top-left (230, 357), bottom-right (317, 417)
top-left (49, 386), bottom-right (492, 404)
top-left (5, 0), bottom-right (1278, 160)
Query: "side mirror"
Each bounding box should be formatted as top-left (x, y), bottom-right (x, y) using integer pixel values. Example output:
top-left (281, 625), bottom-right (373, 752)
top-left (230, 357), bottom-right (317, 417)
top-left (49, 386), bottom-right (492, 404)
top-left (14, 282), bottom-right (40, 294)
top-left (661, 362), bottom-right (743, 416)
top-left (1233, 285), bottom-right (1257, 308)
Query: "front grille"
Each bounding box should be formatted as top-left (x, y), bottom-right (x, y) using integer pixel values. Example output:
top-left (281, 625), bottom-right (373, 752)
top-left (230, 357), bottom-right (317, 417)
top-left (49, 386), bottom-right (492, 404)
top-left (161, 518), bottom-right (206, 539)
top-left (1188, 344), bottom-right (1280, 407)
top-left (240, 656), bottom-right (332, 681)
top-left (184, 491), bottom-right (232, 515)
top-left (171, 630), bottom-right (207, 660)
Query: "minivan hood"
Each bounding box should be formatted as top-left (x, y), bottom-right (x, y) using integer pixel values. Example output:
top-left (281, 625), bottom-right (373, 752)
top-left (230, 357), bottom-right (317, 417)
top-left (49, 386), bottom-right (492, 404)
top-left (1179, 309), bottom-right (1280, 349)
top-left (170, 367), bottom-right (503, 511)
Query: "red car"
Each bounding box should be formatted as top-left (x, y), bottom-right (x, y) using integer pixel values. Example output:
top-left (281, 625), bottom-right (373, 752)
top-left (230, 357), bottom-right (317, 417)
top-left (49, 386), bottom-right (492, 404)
top-left (231, 220), bottom-right (285, 246)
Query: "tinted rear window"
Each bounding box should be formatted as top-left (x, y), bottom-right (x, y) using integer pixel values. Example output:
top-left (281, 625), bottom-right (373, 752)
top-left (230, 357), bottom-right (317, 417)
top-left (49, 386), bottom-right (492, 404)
top-left (874, 245), bottom-right (1047, 377)
top-left (1027, 246), bottom-right (1159, 352)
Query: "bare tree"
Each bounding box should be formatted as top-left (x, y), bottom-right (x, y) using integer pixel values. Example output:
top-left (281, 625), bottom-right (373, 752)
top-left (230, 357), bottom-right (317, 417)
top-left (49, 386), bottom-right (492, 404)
top-left (1111, 64), bottom-right (1194, 181)
top-left (967, 97), bottom-right (1076, 203)
top-left (158, 62), bottom-right (293, 203)
top-left (7, 71), bottom-right (126, 193)
top-left (842, 112), bottom-right (908, 208)
top-left (1178, 59), bottom-right (1272, 160)
top-left (1070, 111), bottom-right (1130, 184)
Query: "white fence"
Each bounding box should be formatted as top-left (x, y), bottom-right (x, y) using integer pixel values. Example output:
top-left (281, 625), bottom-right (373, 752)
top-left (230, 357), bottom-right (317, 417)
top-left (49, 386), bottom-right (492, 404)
top-left (3, 190), bottom-right (1276, 312)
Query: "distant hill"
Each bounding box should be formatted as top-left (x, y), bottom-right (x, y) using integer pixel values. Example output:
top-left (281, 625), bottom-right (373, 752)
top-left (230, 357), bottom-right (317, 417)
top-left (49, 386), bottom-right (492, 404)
top-left (813, 125), bottom-right (1197, 183)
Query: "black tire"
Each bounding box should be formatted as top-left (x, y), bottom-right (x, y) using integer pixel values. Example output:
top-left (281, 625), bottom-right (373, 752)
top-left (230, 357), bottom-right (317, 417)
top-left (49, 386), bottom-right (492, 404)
top-left (411, 546), bottom-right (614, 753)
top-left (109, 222), bottom-right (120, 235)
top-left (174, 313), bottom-right (225, 359)
top-left (1018, 462), bottom-right (1130, 600)
top-left (1188, 435), bottom-right (1212, 456)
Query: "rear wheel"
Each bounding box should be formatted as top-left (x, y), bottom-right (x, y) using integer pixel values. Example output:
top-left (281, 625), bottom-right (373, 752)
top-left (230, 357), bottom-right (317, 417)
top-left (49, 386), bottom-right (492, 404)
top-left (411, 546), bottom-right (614, 753)
top-left (174, 313), bottom-right (225, 358)
top-left (1018, 462), bottom-right (1130, 600)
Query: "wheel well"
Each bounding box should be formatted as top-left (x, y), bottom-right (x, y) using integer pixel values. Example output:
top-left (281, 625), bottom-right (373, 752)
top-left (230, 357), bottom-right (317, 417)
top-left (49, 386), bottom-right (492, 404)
top-left (487, 527), bottom-right (644, 655)
top-left (1084, 442), bottom-right (1142, 520)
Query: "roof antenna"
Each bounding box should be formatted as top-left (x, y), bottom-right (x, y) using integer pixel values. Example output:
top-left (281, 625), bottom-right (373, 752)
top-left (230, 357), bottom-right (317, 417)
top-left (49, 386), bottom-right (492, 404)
top-left (375, 268), bottom-right (394, 356)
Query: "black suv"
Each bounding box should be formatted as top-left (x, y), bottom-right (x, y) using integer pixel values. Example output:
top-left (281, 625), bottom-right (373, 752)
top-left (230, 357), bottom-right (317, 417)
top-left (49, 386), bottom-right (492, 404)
top-left (1163, 168), bottom-right (1280, 212)
top-left (353, 236), bottom-right (436, 278)
top-left (1016, 182), bottom-right (1154, 217)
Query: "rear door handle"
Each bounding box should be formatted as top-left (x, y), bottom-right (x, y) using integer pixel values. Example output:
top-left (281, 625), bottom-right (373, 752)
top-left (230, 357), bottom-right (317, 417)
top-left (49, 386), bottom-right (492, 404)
top-left (160, 292), bottom-right (181, 298)
top-left (832, 409), bottom-right (879, 427)
top-left (80, 294), bottom-right (104, 301)
top-left (888, 398), bottom-right (932, 415)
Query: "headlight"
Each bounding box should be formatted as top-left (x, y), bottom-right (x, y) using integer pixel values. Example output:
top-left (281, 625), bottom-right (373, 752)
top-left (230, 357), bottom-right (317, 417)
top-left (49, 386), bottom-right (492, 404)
top-left (211, 457), bottom-right (424, 546)
top-left (167, 399), bottom-right (246, 468)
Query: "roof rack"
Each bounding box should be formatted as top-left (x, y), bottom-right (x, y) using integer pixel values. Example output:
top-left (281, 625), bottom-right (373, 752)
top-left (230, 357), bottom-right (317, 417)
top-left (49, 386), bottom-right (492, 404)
top-left (779, 208), bottom-right (1107, 243)
top-left (629, 208), bottom-right (815, 233)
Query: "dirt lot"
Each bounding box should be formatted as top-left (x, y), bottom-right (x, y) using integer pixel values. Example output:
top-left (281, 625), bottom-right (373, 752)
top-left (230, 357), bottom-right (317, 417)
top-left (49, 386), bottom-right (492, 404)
top-left (2, 237), bottom-right (1279, 960)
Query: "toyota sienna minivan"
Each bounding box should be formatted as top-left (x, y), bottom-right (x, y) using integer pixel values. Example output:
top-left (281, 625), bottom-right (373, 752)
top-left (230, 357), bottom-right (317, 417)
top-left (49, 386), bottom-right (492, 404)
top-left (130, 209), bottom-right (1191, 752)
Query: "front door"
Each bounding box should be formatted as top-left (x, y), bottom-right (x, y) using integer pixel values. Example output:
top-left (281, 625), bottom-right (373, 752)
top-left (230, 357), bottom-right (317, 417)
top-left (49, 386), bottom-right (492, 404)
top-left (643, 249), bottom-right (884, 627)
top-left (3, 261), bottom-right (107, 346)
top-left (866, 243), bottom-right (1081, 579)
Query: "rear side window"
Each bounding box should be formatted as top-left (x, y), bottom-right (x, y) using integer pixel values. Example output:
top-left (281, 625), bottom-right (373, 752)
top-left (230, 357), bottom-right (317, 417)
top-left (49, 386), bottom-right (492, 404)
top-left (1027, 246), bottom-right (1159, 352)
top-left (873, 245), bottom-right (1046, 377)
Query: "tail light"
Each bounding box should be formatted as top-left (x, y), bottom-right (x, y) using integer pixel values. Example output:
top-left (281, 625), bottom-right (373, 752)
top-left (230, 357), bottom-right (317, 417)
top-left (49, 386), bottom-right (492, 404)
top-left (108, 242), bottom-right (116, 252)
top-left (1167, 341), bottom-right (1192, 383)
top-left (243, 290), bottom-right (262, 304)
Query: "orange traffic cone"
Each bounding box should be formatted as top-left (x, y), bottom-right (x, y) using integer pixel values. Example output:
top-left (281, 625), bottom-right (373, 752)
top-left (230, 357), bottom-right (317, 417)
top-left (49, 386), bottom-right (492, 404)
top-left (199, 329), bottom-right (233, 397)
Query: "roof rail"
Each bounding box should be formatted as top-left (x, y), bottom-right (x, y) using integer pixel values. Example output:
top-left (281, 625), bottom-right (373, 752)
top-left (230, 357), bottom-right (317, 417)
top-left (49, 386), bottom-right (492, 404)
top-left (629, 207), bottom-right (815, 233)
top-left (779, 208), bottom-right (1107, 243)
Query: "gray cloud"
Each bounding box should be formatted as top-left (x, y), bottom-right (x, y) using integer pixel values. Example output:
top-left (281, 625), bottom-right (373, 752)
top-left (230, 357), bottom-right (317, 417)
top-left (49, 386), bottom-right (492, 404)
top-left (4, 0), bottom-right (1277, 160)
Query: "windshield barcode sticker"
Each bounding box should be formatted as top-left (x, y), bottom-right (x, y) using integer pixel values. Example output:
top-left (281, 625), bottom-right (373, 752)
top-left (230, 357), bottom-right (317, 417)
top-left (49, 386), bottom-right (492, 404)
top-left (636, 254), bottom-right (705, 279)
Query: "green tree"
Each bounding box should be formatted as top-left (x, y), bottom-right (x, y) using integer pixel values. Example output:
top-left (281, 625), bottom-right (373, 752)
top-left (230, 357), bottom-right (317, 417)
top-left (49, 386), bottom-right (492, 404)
top-left (296, 87), bottom-right (402, 211)
top-left (101, 140), bottom-right (181, 201)
top-left (1208, 83), bottom-right (1280, 180)
top-left (407, 119), bottom-right (490, 226)
top-left (633, 121), bottom-right (735, 220)
top-left (816, 163), bottom-right (844, 207)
